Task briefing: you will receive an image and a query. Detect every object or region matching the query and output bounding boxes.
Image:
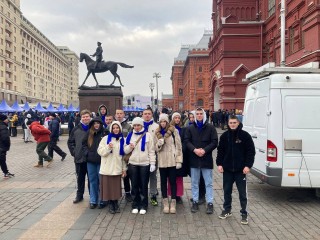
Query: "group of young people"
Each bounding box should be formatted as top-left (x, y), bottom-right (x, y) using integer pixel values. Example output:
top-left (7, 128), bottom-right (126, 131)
top-left (65, 105), bottom-right (255, 225)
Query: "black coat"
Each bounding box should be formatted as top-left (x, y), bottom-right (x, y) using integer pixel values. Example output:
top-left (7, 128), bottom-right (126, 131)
top-left (216, 124), bottom-right (255, 172)
top-left (67, 123), bottom-right (89, 163)
top-left (175, 127), bottom-right (188, 177)
top-left (82, 126), bottom-right (105, 164)
top-left (49, 118), bottom-right (60, 139)
top-left (0, 121), bottom-right (10, 152)
top-left (185, 122), bottom-right (218, 169)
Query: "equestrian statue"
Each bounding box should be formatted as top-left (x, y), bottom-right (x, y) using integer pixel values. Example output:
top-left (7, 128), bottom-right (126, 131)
top-left (79, 42), bottom-right (134, 88)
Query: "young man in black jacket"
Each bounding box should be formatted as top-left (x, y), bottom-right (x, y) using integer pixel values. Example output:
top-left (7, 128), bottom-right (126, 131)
top-left (185, 108), bottom-right (218, 214)
top-left (68, 109), bottom-right (91, 204)
top-left (48, 113), bottom-right (67, 161)
top-left (216, 115), bottom-right (255, 225)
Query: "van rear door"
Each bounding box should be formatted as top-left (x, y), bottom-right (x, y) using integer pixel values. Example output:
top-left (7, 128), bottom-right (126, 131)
top-left (243, 78), bottom-right (270, 177)
top-left (281, 90), bottom-right (320, 188)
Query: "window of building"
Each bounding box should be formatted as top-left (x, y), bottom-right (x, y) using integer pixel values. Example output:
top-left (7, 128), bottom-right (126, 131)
top-left (289, 27), bottom-right (294, 53)
top-left (300, 19), bottom-right (305, 49)
top-left (198, 80), bottom-right (203, 88)
top-left (179, 88), bottom-right (183, 96)
top-left (268, 0), bottom-right (275, 17)
top-left (197, 99), bottom-right (204, 107)
top-left (198, 66), bottom-right (202, 72)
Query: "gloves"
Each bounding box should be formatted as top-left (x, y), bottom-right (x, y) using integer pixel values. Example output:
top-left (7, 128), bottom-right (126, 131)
top-left (176, 163), bottom-right (182, 169)
top-left (150, 164), bottom-right (156, 172)
top-left (157, 138), bottom-right (164, 146)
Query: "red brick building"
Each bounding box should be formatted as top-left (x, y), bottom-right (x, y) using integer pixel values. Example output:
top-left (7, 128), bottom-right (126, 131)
top-left (171, 31), bottom-right (211, 111)
top-left (209, 0), bottom-right (320, 111)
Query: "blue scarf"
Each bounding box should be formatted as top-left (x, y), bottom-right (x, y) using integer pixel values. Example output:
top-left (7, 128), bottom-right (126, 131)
top-left (100, 115), bottom-right (107, 128)
top-left (107, 133), bottom-right (125, 156)
top-left (196, 120), bottom-right (204, 131)
top-left (126, 131), bottom-right (146, 151)
top-left (143, 120), bottom-right (153, 131)
top-left (160, 128), bottom-right (166, 137)
top-left (175, 125), bottom-right (181, 134)
top-left (81, 123), bottom-right (89, 132)
top-left (189, 121), bottom-right (193, 125)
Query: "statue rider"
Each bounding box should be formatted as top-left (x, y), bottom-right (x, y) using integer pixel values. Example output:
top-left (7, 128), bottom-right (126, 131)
top-left (90, 41), bottom-right (103, 70)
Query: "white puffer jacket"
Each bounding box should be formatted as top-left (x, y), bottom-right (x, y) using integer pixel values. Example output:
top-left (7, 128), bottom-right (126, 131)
top-left (124, 128), bottom-right (156, 166)
top-left (98, 135), bottom-right (127, 176)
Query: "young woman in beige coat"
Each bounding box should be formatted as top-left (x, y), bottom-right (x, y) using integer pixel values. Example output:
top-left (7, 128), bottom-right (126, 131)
top-left (98, 121), bottom-right (127, 214)
top-left (155, 114), bottom-right (183, 214)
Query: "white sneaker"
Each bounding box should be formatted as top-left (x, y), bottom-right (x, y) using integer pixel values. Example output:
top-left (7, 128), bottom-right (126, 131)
top-left (131, 208), bottom-right (139, 214)
top-left (139, 209), bottom-right (146, 215)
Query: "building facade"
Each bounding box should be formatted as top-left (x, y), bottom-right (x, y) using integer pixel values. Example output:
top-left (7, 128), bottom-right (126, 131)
top-left (171, 31), bottom-right (212, 111)
top-left (0, 0), bottom-right (79, 106)
top-left (209, 0), bottom-right (320, 111)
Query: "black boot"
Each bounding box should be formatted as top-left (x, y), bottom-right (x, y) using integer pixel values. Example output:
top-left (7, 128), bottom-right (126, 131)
top-left (109, 200), bottom-right (115, 214)
top-left (114, 200), bottom-right (120, 213)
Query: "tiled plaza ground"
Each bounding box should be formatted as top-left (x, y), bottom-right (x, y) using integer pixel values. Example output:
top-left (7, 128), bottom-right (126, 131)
top-left (0, 129), bottom-right (320, 240)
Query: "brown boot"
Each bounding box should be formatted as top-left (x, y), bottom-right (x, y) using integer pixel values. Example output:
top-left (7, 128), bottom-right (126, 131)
top-left (34, 163), bottom-right (43, 168)
top-left (170, 199), bottom-right (176, 214)
top-left (162, 198), bottom-right (169, 214)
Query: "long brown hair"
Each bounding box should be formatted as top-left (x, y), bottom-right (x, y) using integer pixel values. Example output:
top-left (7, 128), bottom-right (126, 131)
top-left (87, 122), bottom-right (100, 147)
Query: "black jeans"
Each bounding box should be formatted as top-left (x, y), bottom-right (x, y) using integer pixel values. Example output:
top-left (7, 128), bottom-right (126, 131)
top-left (11, 127), bottom-right (17, 137)
top-left (159, 167), bottom-right (176, 199)
top-left (48, 138), bottom-right (66, 158)
top-left (223, 171), bottom-right (248, 215)
top-left (123, 170), bottom-right (131, 193)
top-left (0, 151), bottom-right (8, 174)
top-left (75, 162), bottom-right (88, 199)
top-left (128, 164), bottom-right (150, 210)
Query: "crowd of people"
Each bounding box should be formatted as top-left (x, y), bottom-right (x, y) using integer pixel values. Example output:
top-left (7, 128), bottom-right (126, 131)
top-left (0, 105), bottom-right (254, 225)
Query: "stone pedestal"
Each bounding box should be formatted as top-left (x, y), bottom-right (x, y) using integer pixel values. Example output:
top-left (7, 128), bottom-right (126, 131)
top-left (78, 85), bottom-right (123, 115)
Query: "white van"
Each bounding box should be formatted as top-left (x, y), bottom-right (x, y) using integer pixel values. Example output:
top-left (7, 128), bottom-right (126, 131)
top-left (242, 62), bottom-right (320, 194)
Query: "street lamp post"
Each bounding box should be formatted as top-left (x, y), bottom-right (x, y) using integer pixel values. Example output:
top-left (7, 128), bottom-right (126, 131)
top-left (153, 72), bottom-right (161, 109)
top-left (149, 83), bottom-right (155, 110)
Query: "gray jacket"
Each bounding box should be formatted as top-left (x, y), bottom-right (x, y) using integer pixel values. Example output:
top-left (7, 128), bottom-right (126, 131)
top-left (121, 120), bottom-right (132, 137)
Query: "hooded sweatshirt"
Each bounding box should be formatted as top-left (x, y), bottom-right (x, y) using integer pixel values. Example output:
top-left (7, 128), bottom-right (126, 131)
top-left (216, 123), bottom-right (256, 172)
top-left (97, 104), bottom-right (108, 128)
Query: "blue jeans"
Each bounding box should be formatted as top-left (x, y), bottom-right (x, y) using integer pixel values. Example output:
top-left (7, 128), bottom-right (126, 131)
top-left (190, 168), bottom-right (213, 203)
top-left (87, 162), bottom-right (100, 204)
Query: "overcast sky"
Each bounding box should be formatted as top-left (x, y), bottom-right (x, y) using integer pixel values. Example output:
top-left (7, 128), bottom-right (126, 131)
top-left (21, 0), bottom-right (212, 98)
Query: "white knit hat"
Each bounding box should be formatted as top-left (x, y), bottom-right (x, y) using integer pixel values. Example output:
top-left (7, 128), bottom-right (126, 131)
top-left (171, 112), bottom-right (181, 120)
top-left (159, 114), bottom-right (169, 123)
top-left (132, 117), bottom-right (144, 126)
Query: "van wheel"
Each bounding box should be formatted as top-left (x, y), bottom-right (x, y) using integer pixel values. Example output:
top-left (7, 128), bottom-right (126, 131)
top-left (316, 189), bottom-right (320, 198)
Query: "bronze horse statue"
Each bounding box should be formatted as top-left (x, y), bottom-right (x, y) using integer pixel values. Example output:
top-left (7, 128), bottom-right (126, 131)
top-left (79, 53), bottom-right (134, 87)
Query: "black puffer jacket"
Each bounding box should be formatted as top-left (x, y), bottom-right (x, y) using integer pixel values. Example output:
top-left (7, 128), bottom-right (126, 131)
top-left (0, 121), bottom-right (10, 151)
top-left (185, 121), bottom-right (218, 169)
top-left (216, 123), bottom-right (255, 172)
top-left (82, 118), bottom-right (105, 164)
top-left (67, 123), bottom-right (89, 163)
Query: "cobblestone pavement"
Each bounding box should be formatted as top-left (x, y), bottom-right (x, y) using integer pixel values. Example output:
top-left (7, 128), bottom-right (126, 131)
top-left (0, 131), bottom-right (320, 240)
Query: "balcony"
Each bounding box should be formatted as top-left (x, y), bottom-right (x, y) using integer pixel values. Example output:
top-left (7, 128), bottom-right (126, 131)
top-left (5, 24), bottom-right (12, 32)
top-left (5, 66), bottom-right (12, 73)
top-left (5, 45), bottom-right (13, 52)
top-left (5, 76), bottom-right (12, 83)
top-left (5, 35), bottom-right (12, 42)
